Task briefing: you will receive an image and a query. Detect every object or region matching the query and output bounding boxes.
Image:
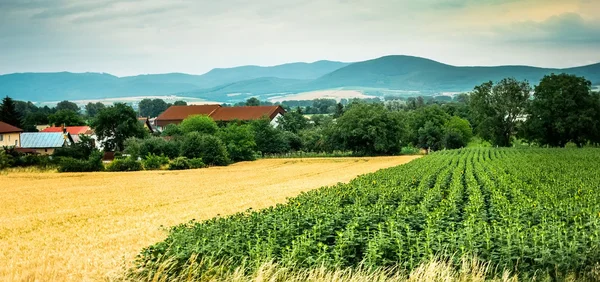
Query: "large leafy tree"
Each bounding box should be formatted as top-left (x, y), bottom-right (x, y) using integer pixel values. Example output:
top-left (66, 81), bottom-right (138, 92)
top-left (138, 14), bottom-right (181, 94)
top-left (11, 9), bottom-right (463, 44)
top-left (91, 103), bottom-right (147, 151)
top-left (179, 115), bottom-right (218, 135)
top-left (217, 123), bottom-right (257, 162)
top-left (469, 78), bottom-right (531, 147)
top-left (278, 108), bottom-right (308, 134)
top-left (56, 100), bottom-right (80, 112)
top-left (524, 73), bottom-right (600, 147)
top-left (139, 98), bottom-right (169, 118)
top-left (408, 104), bottom-right (450, 147)
top-left (48, 110), bottom-right (85, 126)
top-left (245, 97), bottom-right (261, 106)
top-left (334, 103), bottom-right (406, 155)
top-left (250, 118), bottom-right (290, 155)
top-left (85, 102), bottom-right (106, 118)
top-left (181, 132), bottom-right (229, 166)
top-left (0, 96), bottom-right (22, 128)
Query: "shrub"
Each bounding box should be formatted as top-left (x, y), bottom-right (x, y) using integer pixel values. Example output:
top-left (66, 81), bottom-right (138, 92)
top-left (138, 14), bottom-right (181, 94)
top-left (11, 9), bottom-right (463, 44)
top-left (142, 154), bottom-right (169, 170)
top-left (106, 157), bottom-right (143, 172)
top-left (125, 137), bottom-right (180, 160)
top-left (189, 158), bottom-right (206, 169)
top-left (0, 150), bottom-right (13, 170)
top-left (57, 151), bottom-right (104, 172)
top-left (168, 157), bottom-right (190, 170)
top-left (217, 124), bottom-right (257, 162)
top-left (181, 133), bottom-right (229, 166)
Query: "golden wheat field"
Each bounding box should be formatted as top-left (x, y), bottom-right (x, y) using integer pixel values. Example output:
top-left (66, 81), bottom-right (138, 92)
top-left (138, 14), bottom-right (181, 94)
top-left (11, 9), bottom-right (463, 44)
top-left (0, 156), bottom-right (419, 282)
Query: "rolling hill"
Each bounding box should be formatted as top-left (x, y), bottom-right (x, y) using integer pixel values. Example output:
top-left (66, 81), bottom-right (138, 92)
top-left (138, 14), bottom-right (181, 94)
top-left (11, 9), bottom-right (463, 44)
top-left (1, 56), bottom-right (599, 102)
top-left (0, 61), bottom-right (349, 101)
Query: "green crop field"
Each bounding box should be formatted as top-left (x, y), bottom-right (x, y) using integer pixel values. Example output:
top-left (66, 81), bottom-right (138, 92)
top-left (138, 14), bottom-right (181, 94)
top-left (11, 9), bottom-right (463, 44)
top-left (131, 148), bottom-right (600, 280)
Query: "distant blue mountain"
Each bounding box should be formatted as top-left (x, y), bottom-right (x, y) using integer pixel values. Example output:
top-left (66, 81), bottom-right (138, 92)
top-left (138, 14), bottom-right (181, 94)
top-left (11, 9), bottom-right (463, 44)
top-left (1, 56), bottom-right (599, 102)
top-left (0, 61), bottom-right (350, 101)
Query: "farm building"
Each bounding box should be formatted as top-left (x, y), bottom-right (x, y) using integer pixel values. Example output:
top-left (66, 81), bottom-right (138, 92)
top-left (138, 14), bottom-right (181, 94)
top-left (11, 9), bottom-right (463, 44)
top-left (155, 105), bottom-right (286, 130)
top-left (41, 126), bottom-right (101, 149)
top-left (0, 121), bottom-right (23, 147)
top-left (19, 132), bottom-right (73, 155)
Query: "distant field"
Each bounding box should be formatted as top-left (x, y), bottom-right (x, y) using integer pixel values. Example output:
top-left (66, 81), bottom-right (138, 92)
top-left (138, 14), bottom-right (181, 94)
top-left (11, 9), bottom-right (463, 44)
top-left (0, 156), bottom-right (419, 281)
top-left (268, 89), bottom-right (376, 102)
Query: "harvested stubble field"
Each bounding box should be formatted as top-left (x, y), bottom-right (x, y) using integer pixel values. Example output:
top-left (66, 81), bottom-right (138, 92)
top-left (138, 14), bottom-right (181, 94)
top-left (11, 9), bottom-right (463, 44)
top-left (0, 156), bottom-right (419, 282)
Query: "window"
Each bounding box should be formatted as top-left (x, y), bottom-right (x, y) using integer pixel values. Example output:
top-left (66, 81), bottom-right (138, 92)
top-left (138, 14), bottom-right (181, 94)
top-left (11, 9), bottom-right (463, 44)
top-left (0, 134), bottom-right (3, 142)
top-left (15, 140), bottom-right (18, 146)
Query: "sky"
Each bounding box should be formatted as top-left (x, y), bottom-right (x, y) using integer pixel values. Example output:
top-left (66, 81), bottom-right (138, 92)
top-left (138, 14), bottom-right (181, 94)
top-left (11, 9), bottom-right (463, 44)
top-left (1, 0), bottom-right (599, 76)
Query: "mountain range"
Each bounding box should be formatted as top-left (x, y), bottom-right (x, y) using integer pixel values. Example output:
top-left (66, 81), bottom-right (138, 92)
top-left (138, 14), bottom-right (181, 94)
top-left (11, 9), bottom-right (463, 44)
top-left (1, 55), bottom-right (599, 102)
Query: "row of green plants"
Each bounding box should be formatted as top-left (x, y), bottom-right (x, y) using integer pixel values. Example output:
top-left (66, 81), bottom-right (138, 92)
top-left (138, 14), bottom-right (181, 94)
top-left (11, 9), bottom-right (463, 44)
top-left (131, 148), bottom-right (600, 280)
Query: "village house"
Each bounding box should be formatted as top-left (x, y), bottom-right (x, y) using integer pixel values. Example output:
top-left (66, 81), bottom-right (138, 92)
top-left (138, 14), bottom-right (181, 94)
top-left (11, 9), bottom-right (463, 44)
top-left (0, 121), bottom-right (23, 147)
top-left (19, 132), bottom-right (73, 155)
top-left (155, 105), bottom-right (286, 130)
top-left (138, 117), bottom-right (158, 134)
top-left (41, 125), bottom-right (101, 149)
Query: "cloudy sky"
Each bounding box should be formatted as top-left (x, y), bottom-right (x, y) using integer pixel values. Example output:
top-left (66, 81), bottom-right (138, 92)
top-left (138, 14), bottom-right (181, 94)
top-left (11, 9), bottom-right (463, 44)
top-left (1, 0), bottom-right (599, 76)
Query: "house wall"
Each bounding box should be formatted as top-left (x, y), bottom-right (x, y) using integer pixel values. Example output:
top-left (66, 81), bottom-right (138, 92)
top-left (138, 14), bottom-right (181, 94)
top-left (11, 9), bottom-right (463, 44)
top-left (0, 132), bottom-right (21, 147)
top-left (270, 113), bottom-right (283, 127)
top-left (32, 148), bottom-right (55, 155)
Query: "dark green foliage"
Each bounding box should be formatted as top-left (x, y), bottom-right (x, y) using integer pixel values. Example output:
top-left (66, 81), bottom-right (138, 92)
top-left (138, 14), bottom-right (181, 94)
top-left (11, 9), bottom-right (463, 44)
top-left (124, 137), bottom-right (180, 159)
top-left (277, 108), bottom-right (308, 134)
top-left (0, 150), bottom-right (11, 169)
top-left (142, 154), bottom-right (169, 170)
top-left (251, 118), bottom-right (290, 155)
top-left (179, 115), bottom-right (219, 135)
top-left (55, 100), bottom-right (80, 112)
top-left (48, 110), bottom-right (85, 126)
top-left (134, 148), bottom-right (600, 279)
top-left (189, 158), bottom-right (206, 169)
top-left (91, 103), bottom-right (148, 151)
top-left (173, 100), bottom-right (187, 106)
top-left (106, 157), bottom-right (143, 172)
top-left (53, 135), bottom-right (97, 160)
top-left (245, 97), bottom-right (261, 106)
top-left (524, 74), bottom-right (600, 147)
top-left (217, 124), bottom-right (257, 162)
top-left (57, 151), bottom-right (104, 172)
top-left (139, 98), bottom-right (169, 118)
top-left (0, 96), bottom-right (22, 129)
top-left (181, 133), bottom-right (229, 166)
top-left (282, 131), bottom-right (302, 151)
top-left (85, 102), bottom-right (105, 118)
top-left (417, 121), bottom-right (444, 151)
top-left (443, 116), bottom-right (473, 149)
top-left (168, 157), bottom-right (191, 170)
top-left (334, 103), bottom-right (406, 155)
top-left (469, 78), bottom-right (530, 147)
top-left (161, 123), bottom-right (183, 137)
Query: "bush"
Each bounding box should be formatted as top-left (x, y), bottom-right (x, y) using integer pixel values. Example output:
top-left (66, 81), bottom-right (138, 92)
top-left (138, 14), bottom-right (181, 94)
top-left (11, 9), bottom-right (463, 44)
top-left (142, 154), bottom-right (169, 170)
top-left (106, 157), bottom-right (143, 172)
top-left (57, 151), bottom-right (104, 172)
top-left (217, 124), bottom-right (257, 162)
top-left (181, 133), bottom-right (229, 166)
top-left (0, 150), bottom-right (13, 169)
top-left (189, 158), bottom-right (206, 169)
top-left (168, 157), bottom-right (190, 170)
top-left (124, 137), bottom-right (180, 159)
top-left (179, 115), bottom-right (218, 135)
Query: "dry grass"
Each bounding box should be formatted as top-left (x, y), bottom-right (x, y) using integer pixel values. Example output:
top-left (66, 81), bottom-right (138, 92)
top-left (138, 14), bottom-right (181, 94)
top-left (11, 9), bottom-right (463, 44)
top-left (0, 156), bottom-right (419, 282)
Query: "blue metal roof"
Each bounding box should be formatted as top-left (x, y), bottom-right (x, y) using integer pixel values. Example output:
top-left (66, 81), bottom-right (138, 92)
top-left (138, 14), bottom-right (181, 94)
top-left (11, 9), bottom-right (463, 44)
top-left (20, 132), bottom-right (67, 148)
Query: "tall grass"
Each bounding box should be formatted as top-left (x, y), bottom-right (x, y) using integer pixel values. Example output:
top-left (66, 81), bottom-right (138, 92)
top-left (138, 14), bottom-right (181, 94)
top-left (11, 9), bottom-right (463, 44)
top-left (122, 256), bottom-right (600, 282)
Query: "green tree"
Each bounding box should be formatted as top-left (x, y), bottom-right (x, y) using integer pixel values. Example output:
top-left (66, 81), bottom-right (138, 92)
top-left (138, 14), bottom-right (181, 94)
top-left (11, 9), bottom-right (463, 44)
top-left (179, 115), bottom-right (218, 135)
top-left (0, 96), bottom-right (22, 128)
top-left (245, 97), bottom-right (261, 106)
top-left (333, 103), bottom-right (344, 118)
top-left (217, 123), bottom-right (257, 162)
top-left (469, 78), bottom-right (531, 147)
top-left (139, 98), bottom-right (169, 118)
top-left (418, 121), bottom-right (444, 152)
top-left (181, 132), bottom-right (229, 166)
top-left (173, 100), bottom-right (187, 106)
top-left (251, 118), bottom-right (290, 155)
top-left (91, 103), bottom-right (147, 151)
top-left (85, 102), bottom-right (106, 118)
top-left (56, 100), bottom-right (80, 112)
top-left (408, 104), bottom-right (450, 146)
top-left (444, 116), bottom-right (473, 147)
top-left (524, 74), bottom-right (600, 147)
top-left (161, 123), bottom-right (183, 137)
top-left (48, 110), bottom-right (85, 126)
top-left (334, 103), bottom-right (406, 155)
top-left (278, 108), bottom-right (308, 134)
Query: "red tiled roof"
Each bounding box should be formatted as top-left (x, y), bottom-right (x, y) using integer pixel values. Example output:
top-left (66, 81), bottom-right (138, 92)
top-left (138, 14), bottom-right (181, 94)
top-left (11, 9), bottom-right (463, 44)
top-left (0, 121), bottom-right (23, 133)
top-left (210, 106), bottom-right (285, 122)
top-left (156, 105), bottom-right (221, 121)
top-left (41, 126), bottom-right (92, 135)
